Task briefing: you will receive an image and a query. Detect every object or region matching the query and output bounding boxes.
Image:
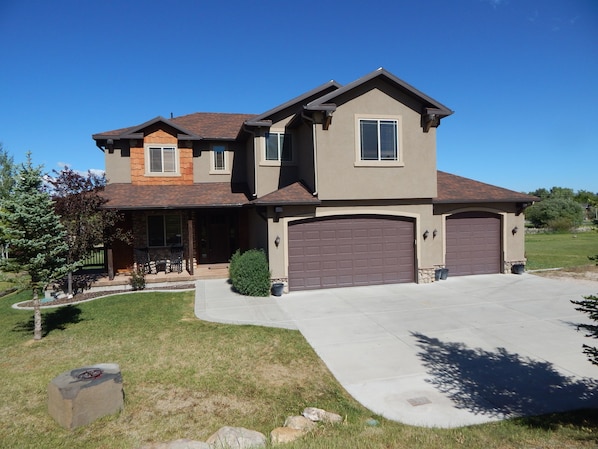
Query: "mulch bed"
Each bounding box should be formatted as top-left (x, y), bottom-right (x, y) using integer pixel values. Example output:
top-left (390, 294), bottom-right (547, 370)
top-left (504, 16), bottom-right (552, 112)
top-left (16, 284), bottom-right (196, 308)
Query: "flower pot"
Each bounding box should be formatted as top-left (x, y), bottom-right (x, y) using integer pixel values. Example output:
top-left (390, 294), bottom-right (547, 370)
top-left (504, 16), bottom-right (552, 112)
top-left (434, 269), bottom-right (442, 281)
top-left (440, 268), bottom-right (449, 280)
top-left (271, 283), bottom-right (284, 297)
top-left (511, 264), bottom-right (525, 275)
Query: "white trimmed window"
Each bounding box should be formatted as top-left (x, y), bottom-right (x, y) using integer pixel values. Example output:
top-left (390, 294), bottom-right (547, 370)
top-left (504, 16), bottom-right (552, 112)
top-left (359, 119), bottom-right (399, 161)
top-left (211, 145), bottom-right (227, 173)
top-left (265, 132), bottom-right (292, 162)
top-left (147, 145), bottom-right (178, 174)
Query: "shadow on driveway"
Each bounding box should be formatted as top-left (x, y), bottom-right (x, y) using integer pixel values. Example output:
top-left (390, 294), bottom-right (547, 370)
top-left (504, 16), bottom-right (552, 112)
top-left (412, 332), bottom-right (598, 420)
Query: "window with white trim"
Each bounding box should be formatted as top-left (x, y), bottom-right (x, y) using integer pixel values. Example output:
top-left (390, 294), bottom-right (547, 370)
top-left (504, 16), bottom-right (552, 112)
top-left (147, 215), bottom-right (182, 247)
top-left (212, 145), bottom-right (226, 172)
top-left (265, 132), bottom-right (292, 162)
top-left (359, 119), bottom-right (399, 161)
top-left (147, 145), bottom-right (177, 173)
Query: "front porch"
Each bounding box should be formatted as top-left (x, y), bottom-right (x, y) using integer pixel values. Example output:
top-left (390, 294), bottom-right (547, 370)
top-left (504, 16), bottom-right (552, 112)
top-left (71, 263), bottom-right (230, 296)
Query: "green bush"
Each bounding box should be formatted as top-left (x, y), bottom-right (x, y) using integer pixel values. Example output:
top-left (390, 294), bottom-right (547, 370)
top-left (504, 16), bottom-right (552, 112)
top-left (129, 269), bottom-right (146, 291)
top-left (229, 249), bottom-right (271, 297)
top-left (228, 249), bottom-right (241, 285)
top-left (548, 217), bottom-right (575, 232)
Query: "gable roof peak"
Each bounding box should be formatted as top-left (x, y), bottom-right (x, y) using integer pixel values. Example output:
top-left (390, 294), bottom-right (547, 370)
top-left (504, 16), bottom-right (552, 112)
top-left (307, 68), bottom-right (454, 122)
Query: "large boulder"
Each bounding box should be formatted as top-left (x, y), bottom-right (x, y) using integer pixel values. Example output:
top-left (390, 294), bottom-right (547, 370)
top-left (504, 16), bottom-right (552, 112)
top-left (207, 426), bottom-right (267, 449)
top-left (48, 363), bottom-right (124, 429)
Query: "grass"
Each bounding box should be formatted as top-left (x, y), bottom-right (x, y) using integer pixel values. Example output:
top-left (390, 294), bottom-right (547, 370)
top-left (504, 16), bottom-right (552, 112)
top-left (1, 289), bottom-right (597, 448)
top-left (525, 230), bottom-right (598, 270)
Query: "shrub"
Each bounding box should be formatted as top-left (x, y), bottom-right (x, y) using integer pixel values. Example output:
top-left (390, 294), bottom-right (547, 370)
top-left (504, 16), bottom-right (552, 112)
top-left (129, 269), bottom-right (146, 291)
top-left (526, 198), bottom-right (584, 228)
top-left (547, 217), bottom-right (575, 233)
top-left (229, 249), bottom-right (271, 297)
top-left (228, 249), bottom-right (241, 285)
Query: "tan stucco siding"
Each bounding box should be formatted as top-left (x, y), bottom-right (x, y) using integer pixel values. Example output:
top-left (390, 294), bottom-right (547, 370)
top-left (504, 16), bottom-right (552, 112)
top-left (104, 149), bottom-right (131, 184)
top-left (193, 141), bottom-right (245, 183)
top-left (315, 88), bottom-right (437, 200)
top-left (254, 116), bottom-right (301, 197)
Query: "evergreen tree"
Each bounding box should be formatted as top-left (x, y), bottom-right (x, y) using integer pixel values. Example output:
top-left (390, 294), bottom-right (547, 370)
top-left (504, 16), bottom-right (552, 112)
top-left (572, 294), bottom-right (598, 366)
top-left (0, 153), bottom-right (71, 340)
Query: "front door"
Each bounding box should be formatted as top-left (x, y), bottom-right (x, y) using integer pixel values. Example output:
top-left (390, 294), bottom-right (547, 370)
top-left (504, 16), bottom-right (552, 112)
top-left (198, 210), bottom-right (239, 264)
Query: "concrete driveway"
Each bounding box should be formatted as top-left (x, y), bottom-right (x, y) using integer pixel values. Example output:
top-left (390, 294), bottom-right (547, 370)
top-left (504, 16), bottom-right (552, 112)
top-left (195, 274), bottom-right (598, 428)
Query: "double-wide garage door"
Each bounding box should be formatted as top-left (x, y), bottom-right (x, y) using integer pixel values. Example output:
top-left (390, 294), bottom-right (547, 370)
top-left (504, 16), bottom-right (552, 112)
top-left (288, 216), bottom-right (414, 291)
top-left (446, 212), bottom-right (501, 276)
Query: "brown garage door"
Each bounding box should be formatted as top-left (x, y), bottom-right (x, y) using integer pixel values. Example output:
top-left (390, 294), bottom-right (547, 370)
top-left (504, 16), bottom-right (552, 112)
top-left (446, 212), bottom-right (501, 276)
top-left (288, 216), bottom-right (415, 291)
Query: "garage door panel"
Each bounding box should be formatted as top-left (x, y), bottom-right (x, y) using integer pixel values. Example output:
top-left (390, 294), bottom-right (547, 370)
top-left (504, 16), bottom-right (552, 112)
top-left (446, 213), bottom-right (501, 277)
top-left (289, 216), bottom-right (414, 290)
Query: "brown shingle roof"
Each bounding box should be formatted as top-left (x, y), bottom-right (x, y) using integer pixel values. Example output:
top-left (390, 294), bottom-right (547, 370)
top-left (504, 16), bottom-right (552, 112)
top-left (170, 112), bottom-right (257, 139)
top-left (436, 171), bottom-right (538, 203)
top-left (94, 112), bottom-right (257, 141)
top-left (253, 182), bottom-right (320, 206)
top-left (101, 183), bottom-right (251, 209)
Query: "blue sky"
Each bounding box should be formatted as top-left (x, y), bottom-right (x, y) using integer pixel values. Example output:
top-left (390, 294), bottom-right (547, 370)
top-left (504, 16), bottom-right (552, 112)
top-left (0, 0), bottom-right (596, 193)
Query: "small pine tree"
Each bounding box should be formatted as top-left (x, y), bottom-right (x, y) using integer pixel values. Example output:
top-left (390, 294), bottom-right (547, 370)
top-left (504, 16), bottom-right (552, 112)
top-left (0, 153), bottom-right (72, 340)
top-left (571, 293), bottom-right (598, 365)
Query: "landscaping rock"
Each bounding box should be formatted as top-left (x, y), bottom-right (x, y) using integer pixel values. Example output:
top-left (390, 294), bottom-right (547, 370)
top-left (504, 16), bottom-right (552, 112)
top-left (207, 426), bottom-right (267, 449)
top-left (270, 427), bottom-right (305, 445)
top-left (283, 415), bottom-right (317, 431)
top-left (48, 363), bottom-right (123, 429)
top-left (302, 407), bottom-right (343, 424)
top-left (138, 439), bottom-right (210, 449)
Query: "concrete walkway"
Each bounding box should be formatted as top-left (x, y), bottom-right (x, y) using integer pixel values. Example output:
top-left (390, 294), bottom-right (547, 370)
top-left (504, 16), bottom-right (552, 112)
top-left (195, 274), bottom-right (598, 428)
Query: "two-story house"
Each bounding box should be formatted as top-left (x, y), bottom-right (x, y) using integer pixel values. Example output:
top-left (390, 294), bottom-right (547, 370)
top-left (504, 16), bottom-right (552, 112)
top-left (92, 68), bottom-right (537, 291)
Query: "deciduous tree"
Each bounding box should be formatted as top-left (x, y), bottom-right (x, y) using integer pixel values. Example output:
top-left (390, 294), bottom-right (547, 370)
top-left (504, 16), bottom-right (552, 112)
top-left (49, 166), bottom-right (129, 295)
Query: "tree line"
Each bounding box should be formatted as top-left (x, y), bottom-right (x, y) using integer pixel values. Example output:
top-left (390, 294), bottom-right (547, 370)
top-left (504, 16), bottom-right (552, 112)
top-left (525, 186), bottom-right (597, 231)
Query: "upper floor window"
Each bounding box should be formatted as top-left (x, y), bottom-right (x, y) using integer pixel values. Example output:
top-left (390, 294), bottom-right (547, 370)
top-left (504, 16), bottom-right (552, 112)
top-left (211, 145), bottom-right (227, 173)
top-left (147, 145), bottom-right (177, 174)
top-left (147, 214), bottom-right (182, 247)
top-left (359, 119), bottom-right (398, 161)
top-left (265, 132), bottom-right (292, 162)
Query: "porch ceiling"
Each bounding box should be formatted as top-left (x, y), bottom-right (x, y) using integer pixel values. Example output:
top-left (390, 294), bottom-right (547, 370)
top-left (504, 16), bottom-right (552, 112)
top-left (101, 183), bottom-right (252, 209)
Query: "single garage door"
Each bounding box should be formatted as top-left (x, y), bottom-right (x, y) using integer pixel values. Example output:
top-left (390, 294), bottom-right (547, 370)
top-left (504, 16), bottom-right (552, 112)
top-left (288, 216), bottom-right (414, 291)
top-left (446, 212), bottom-right (501, 276)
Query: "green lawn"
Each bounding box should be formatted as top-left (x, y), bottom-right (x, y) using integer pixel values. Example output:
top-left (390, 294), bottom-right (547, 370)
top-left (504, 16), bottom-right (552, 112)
top-left (1, 289), bottom-right (597, 448)
top-left (525, 231), bottom-right (598, 270)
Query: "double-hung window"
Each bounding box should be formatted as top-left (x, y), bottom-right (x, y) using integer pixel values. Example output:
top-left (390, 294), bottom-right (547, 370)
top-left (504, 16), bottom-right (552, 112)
top-left (359, 119), bottom-right (399, 161)
top-left (211, 145), bottom-right (227, 172)
top-left (148, 145), bottom-right (177, 174)
top-left (265, 132), bottom-right (292, 162)
top-left (147, 215), bottom-right (182, 247)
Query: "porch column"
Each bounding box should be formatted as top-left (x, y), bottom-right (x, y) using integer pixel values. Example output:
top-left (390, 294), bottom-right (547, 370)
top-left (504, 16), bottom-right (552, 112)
top-left (106, 248), bottom-right (114, 280)
top-left (187, 218), bottom-right (194, 275)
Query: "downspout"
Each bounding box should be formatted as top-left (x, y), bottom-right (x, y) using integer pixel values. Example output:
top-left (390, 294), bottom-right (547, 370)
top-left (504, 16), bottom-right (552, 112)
top-left (301, 111), bottom-right (318, 196)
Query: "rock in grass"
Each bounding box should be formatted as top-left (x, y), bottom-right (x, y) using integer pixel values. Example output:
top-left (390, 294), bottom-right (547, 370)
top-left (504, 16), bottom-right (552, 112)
top-left (207, 426), bottom-right (267, 449)
top-left (138, 439), bottom-right (210, 449)
top-left (283, 415), bottom-right (317, 431)
top-left (302, 407), bottom-right (343, 424)
top-left (270, 427), bottom-right (306, 445)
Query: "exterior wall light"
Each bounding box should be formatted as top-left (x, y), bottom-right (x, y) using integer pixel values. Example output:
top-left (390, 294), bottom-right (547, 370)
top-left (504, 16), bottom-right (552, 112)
top-left (512, 226), bottom-right (519, 235)
top-left (433, 229), bottom-right (438, 238)
top-left (423, 230), bottom-right (429, 240)
top-left (275, 236), bottom-right (281, 247)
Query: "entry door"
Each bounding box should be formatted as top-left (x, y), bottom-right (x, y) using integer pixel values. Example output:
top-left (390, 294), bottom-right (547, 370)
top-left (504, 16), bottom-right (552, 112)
top-left (198, 211), bottom-right (238, 263)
